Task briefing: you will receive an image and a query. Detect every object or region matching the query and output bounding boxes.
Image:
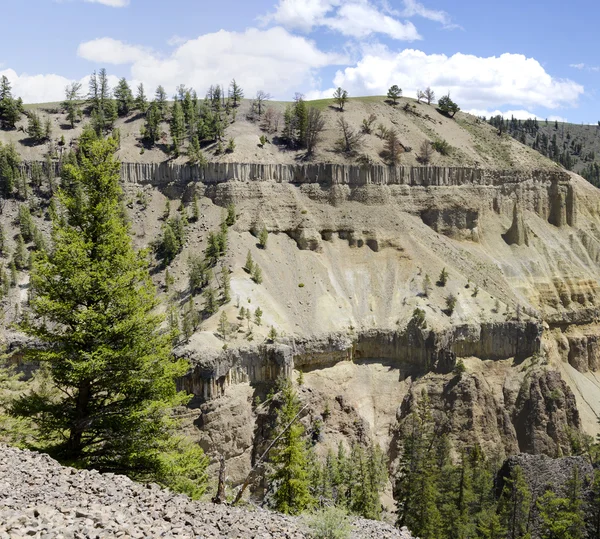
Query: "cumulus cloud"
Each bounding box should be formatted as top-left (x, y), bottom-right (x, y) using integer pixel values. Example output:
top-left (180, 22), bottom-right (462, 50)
top-left (262, 0), bottom-right (421, 40)
top-left (77, 27), bottom-right (347, 99)
top-left (465, 108), bottom-right (567, 122)
top-left (0, 68), bottom-right (74, 103)
top-left (318, 48), bottom-right (583, 110)
top-left (78, 38), bottom-right (152, 65)
top-left (0, 68), bottom-right (116, 104)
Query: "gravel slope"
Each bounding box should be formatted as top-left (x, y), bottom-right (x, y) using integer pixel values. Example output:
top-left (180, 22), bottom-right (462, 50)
top-left (0, 445), bottom-right (413, 539)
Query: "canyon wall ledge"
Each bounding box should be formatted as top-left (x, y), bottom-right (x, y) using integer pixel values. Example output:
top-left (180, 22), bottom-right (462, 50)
top-left (177, 321), bottom-right (543, 401)
top-left (21, 161), bottom-right (569, 188)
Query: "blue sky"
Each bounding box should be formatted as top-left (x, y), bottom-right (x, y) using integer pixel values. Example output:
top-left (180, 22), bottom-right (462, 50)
top-left (1, 0), bottom-right (598, 123)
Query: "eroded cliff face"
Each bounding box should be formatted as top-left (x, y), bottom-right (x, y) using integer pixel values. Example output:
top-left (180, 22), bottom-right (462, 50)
top-left (13, 161), bottom-right (600, 486)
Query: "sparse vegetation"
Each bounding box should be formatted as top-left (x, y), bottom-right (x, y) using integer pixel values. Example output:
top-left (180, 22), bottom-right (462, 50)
top-left (437, 268), bottom-right (449, 287)
top-left (432, 139), bottom-right (452, 156)
top-left (417, 140), bottom-right (434, 164)
top-left (333, 87), bottom-right (349, 112)
top-left (386, 85), bottom-right (402, 105)
top-left (438, 94), bottom-right (460, 118)
top-left (258, 226), bottom-right (269, 249)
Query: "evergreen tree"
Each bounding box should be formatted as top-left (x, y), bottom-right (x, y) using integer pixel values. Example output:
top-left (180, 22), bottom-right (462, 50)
top-left (143, 102), bottom-right (161, 145)
top-left (221, 265), bottom-right (231, 304)
top-left (135, 83), bottom-right (148, 112)
top-left (188, 254), bottom-right (207, 295)
top-left (387, 85), bottom-right (402, 105)
top-left (395, 394), bottom-right (443, 538)
top-left (0, 223), bottom-right (5, 256)
top-left (229, 79), bottom-right (244, 107)
top-left (333, 87), bottom-right (349, 111)
top-left (191, 193), bottom-right (200, 222)
top-left (114, 78), bottom-right (134, 117)
top-left (13, 234), bottom-right (27, 270)
top-left (27, 112), bottom-right (44, 143)
top-left (438, 95), bottom-right (460, 118)
top-left (267, 379), bottom-right (313, 515)
top-left (155, 85), bottom-right (168, 119)
top-left (203, 286), bottom-right (217, 315)
top-left (12, 136), bottom-right (196, 480)
top-left (537, 465), bottom-right (584, 539)
top-left (244, 250), bottom-right (254, 273)
top-left (159, 223), bottom-right (180, 264)
top-left (259, 226), bottom-right (269, 249)
top-left (170, 100), bottom-right (185, 154)
top-left (226, 203), bottom-right (236, 226)
top-left (18, 204), bottom-right (34, 242)
top-left (218, 310), bottom-right (229, 340)
top-left (254, 307), bottom-right (263, 326)
top-left (0, 141), bottom-right (20, 196)
top-left (252, 265), bottom-right (263, 284)
top-left (497, 465), bottom-right (531, 539)
top-left (0, 75), bottom-right (22, 129)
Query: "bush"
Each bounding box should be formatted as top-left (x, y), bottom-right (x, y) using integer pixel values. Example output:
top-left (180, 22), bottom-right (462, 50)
top-left (453, 359), bottom-right (466, 376)
top-left (305, 506), bottom-right (352, 539)
top-left (411, 308), bottom-right (426, 328)
top-left (437, 94), bottom-right (460, 117)
top-left (258, 226), bottom-right (268, 249)
top-left (437, 268), bottom-right (448, 287)
top-left (445, 294), bottom-right (457, 315)
top-left (432, 139), bottom-right (452, 156)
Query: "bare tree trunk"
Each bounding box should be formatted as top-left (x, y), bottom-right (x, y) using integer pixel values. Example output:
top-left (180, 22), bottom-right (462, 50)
top-left (212, 455), bottom-right (227, 504)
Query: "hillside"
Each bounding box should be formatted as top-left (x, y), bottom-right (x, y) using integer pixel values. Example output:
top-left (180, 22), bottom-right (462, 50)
top-left (5, 96), bottom-right (557, 170)
top-left (488, 115), bottom-right (600, 185)
top-left (3, 94), bottom-right (600, 520)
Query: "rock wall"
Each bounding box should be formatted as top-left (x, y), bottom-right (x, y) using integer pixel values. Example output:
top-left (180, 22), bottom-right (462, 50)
top-left (21, 160), bottom-right (569, 188)
top-left (177, 321), bottom-right (543, 401)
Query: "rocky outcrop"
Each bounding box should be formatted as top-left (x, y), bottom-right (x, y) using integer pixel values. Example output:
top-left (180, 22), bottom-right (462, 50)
top-left (395, 372), bottom-right (520, 458)
top-left (496, 452), bottom-right (593, 498)
top-left (0, 445), bottom-right (412, 538)
top-left (513, 370), bottom-right (581, 456)
top-left (394, 367), bottom-right (582, 460)
top-left (177, 322), bottom-right (543, 401)
top-left (503, 202), bottom-right (529, 246)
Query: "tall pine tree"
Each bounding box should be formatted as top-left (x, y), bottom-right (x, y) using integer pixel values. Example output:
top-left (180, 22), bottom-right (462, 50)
top-left (13, 133), bottom-right (191, 477)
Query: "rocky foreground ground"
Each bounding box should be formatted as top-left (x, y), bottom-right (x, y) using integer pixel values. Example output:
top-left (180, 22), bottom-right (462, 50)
top-left (0, 445), bottom-right (412, 538)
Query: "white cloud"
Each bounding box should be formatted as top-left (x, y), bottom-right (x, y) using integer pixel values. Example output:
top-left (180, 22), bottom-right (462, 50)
top-left (0, 68), bottom-right (117, 104)
top-left (78, 37), bottom-right (152, 65)
top-left (400, 0), bottom-right (458, 29)
top-left (0, 68), bottom-right (74, 103)
top-left (84, 0), bottom-right (129, 6)
top-left (321, 48), bottom-right (583, 110)
top-left (262, 0), bottom-right (421, 40)
top-left (77, 27), bottom-right (347, 99)
top-left (570, 63), bottom-right (585, 70)
top-left (261, 0), bottom-right (339, 32)
top-left (325, 3), bottom-right (420, 40)
top-left (465, 108), bottom-right (567, 122)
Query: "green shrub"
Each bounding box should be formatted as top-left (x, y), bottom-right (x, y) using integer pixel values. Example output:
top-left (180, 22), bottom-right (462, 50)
top-left (437, 267), bottom-right (448, 287)
top-left (305, 506), bottom-right (352, 539)
top-left (432, 139), bottom-right (451, 156)
top-left (411, 308), bottom-right (426, 328)
top-left (445, 294), bottom-right (457, 315)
